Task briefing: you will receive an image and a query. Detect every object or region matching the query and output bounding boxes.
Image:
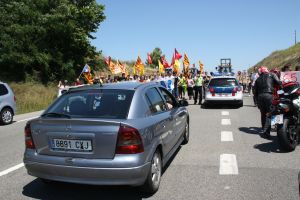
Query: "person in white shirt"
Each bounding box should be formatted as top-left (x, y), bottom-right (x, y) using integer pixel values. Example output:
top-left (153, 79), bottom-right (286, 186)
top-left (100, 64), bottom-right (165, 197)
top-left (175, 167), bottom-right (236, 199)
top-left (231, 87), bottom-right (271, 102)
top-left (57, 80), bottom-right (69, 97)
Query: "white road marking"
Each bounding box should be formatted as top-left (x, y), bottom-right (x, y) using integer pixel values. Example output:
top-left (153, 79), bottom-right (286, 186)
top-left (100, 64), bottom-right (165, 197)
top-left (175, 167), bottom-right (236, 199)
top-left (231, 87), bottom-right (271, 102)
top-left (221, 111), bottom-right (229, 116)
top-left (224, 186), bottom-right (231, 190)
top-left (17, 116), bottom-right (38, 123)
top-left (221, 119), bottom-right (231, 125)
top-left (219, 154), bottom-right (238, 175)
top-left (0, 163), bottom-right (24, 177)
top-left (221, 131), bottom-right (233, 142)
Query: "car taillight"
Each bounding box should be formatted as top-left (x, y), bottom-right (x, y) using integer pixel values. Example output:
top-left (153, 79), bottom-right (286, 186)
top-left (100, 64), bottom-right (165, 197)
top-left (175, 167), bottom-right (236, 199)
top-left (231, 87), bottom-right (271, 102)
top-left (209, 87), bottom-right (215, 96)
top-left (232, 87), bottom-right (237, 96)
top-left (116, 125), bottom-right (144, 154)
top-left (14, 96), bottom-right (16, 102)
top-left (25, 123), bottom-right (35, 149)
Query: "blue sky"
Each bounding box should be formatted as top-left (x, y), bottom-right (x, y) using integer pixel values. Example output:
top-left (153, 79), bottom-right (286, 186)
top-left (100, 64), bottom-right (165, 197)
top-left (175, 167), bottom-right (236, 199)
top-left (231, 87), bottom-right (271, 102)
top-left (92, 0), bottom-right (300, 72)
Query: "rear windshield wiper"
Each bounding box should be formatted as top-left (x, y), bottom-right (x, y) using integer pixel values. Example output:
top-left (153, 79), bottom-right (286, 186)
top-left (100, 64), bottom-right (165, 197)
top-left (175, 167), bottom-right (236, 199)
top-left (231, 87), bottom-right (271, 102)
top-left (41, 112), bottom-right (71, 119)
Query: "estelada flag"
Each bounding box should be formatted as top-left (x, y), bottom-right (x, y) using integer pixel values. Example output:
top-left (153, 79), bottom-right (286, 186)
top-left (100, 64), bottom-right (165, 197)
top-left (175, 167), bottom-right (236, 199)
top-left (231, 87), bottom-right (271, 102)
top-left (175, 48), bottom-right (182, 60)
top-left (81, 64), bottom-right (93, 84)
top-left (147, 53), bottom-right (152, 65)
top-left (183, 53), bottom-right (190, 67)
top-left (105, 56), bottom-right (111, 66)
top-left (82, 64), bottom-right (91, 73)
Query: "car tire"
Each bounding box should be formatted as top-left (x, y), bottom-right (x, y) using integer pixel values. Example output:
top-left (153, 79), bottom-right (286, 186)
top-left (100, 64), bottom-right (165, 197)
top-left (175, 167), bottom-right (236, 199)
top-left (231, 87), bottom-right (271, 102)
top-left (0, 107), bottom-right (13, 125)
top-left (238, 101), bottom-right (243, 108)
top-left (182, 121), bottom-right (189, 145)
top-left (140, 150), bottom-right (162, 194)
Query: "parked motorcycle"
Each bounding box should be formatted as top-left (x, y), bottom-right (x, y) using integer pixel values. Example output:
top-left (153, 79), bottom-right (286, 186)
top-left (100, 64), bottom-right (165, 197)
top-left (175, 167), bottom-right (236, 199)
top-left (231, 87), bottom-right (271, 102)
top-left (271, 81), bottom-right (300, 152)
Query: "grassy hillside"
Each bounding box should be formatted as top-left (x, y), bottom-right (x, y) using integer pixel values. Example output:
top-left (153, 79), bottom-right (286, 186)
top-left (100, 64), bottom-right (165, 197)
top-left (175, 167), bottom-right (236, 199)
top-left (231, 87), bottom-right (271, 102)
top-left (252, 43), bottom-right (300, 71)
top-left (10, 82), bottom-right (57, 114)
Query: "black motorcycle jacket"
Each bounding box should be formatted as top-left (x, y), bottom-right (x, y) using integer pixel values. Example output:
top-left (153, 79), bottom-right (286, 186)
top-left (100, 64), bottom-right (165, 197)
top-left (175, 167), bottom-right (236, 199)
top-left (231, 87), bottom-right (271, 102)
top-left (254, 73), bottom-right (282, 97)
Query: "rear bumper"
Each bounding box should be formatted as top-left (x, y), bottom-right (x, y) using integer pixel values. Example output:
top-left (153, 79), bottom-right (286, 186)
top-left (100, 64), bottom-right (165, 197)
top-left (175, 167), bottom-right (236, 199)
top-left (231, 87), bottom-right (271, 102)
top-left (24, 150), bottom-right (150, 186)
top-left (205, 93), bottom-right (243, 103)
top-left (205, 100), bottom-right (243, 105)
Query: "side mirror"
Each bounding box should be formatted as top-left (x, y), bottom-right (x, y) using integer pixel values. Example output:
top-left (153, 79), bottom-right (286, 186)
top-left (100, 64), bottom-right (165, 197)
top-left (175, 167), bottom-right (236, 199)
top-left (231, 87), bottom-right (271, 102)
top-left (277, 90), bottom-right (284, 95)
top-left (179, 100), bottom-right (188, 107)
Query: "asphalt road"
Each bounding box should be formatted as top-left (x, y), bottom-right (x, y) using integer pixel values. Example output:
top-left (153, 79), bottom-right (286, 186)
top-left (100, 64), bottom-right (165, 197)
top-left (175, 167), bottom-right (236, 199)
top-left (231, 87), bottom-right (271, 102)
top-left (0, 97), bottom-right (299, 200)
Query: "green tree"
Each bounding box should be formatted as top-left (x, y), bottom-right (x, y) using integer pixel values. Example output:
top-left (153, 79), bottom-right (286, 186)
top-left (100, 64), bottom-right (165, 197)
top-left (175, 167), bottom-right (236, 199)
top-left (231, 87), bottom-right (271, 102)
top-left (148, 47), bottom-right (162, 69)
top-left (0, 0), bottom-right (105, 83)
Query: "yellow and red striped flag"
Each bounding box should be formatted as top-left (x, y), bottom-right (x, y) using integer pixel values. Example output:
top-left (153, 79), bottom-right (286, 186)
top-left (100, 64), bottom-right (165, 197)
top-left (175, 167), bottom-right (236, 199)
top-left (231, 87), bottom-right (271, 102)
top-left (134, 56), bottom-right (144, 76)
top-left (183, 53), bottom-right (190, 67)
top-left (199, 60), bottom-right (204, 74)
top-left (158, 60), bottom-right (164, 74)
top-left (81, 64), bottom-right (93, 84)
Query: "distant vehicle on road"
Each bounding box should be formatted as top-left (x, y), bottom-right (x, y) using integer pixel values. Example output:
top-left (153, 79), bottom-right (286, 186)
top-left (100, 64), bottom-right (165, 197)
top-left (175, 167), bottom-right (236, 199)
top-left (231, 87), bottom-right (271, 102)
top-left (0, 82), bottom-right (16, 125)
top-left (23, 82), bottom-right (189, 194)
top-left (204, 76), bottom-right (243, 107)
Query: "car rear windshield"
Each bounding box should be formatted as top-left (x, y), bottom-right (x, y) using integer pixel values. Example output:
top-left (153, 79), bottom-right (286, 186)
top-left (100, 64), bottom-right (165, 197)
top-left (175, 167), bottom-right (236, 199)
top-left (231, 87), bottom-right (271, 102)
top-left (209, 78), bottom-right (238, 87)
top-left (45, 89), bottom-right (134, 119)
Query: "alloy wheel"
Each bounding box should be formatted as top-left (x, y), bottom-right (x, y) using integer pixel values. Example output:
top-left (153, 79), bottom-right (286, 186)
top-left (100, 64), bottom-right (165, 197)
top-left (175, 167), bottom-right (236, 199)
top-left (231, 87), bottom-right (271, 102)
top-left (151, 153), bottom-right (161, 188)
top-left (2, 110), bottom-right (12, 124)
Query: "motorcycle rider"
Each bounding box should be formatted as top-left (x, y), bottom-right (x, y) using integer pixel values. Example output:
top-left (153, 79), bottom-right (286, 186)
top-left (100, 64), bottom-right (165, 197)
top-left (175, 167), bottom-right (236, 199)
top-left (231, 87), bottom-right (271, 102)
top-left (254, 66), bottom-right (282, 138)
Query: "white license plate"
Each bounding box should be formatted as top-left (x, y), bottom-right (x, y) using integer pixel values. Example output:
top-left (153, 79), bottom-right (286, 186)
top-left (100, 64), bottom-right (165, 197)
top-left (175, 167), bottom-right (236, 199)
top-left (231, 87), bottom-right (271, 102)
top-left (271, 114), bottom-right (283, 125)
top-left (217, 93), bottom-right (228, 97)
top-left (52, 139), bottom-right (92, 151)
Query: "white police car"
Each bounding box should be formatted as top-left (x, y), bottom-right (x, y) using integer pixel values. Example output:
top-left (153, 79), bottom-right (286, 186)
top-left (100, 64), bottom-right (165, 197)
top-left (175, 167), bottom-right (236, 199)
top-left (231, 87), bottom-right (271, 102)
top-left (204, 76), bottom-right (243, 107)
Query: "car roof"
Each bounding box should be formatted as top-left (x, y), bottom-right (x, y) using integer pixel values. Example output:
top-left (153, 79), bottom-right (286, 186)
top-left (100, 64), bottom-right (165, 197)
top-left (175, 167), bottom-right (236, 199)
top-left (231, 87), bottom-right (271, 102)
top-left (211, 76), bottom-right (236, 79)
top-left (68, 81), bottom-right (159, 92)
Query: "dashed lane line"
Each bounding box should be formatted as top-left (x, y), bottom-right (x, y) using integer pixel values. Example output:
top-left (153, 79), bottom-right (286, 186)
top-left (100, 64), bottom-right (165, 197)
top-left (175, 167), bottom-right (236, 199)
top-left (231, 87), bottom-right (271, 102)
top-left (219, 154), bottom-right (238, 175)
top-left (0, 163), bottom-right (24, 177)
top-left (221, 111), bottom-right (229, 116)
top-left (221, 131), bottom-right (233, 142)
top-left (221, 119), bottom-right (231, 125)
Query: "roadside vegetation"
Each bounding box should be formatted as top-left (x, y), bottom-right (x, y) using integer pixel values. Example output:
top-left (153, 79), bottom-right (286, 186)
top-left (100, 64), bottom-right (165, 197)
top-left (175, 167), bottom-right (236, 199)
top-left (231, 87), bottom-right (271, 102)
top-left (10, 82), bottom-right (57, 114)
top-left (252, 43), bottom-right (300, 71)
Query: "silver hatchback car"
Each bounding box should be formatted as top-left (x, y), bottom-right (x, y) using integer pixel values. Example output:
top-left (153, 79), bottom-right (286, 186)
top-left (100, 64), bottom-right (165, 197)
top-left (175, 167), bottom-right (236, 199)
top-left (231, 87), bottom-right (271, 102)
top-left (0, 82), bottom-right (16, 125)
top-left (24, 82), bottom-right (189, 193)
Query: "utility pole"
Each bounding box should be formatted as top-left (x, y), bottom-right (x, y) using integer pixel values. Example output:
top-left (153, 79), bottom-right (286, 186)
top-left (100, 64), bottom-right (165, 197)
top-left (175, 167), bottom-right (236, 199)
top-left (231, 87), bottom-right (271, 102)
top-left (295, 30), bottom-right (297, 45)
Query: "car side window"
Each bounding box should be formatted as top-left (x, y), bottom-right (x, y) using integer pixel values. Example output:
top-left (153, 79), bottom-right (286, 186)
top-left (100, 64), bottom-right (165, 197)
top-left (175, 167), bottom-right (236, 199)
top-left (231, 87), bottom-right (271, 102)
top-left (0, 84), bottom-right (9, 96)
top-left (145, 88), bottom-right (167, 114)
top-left (159, 87), bottom-right (177, 110)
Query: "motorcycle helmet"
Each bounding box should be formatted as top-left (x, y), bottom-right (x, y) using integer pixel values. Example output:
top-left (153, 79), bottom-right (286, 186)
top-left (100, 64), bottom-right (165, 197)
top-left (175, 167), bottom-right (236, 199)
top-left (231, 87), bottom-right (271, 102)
top-left (258, 66), bottom-right (269, 74)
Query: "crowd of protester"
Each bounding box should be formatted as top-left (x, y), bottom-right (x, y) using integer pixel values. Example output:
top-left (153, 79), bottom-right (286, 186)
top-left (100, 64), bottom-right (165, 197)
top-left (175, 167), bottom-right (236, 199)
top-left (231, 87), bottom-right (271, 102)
top-left (57, 71), bottom-right (212, 104)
